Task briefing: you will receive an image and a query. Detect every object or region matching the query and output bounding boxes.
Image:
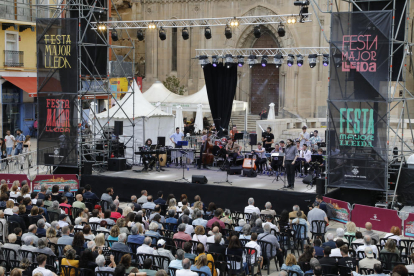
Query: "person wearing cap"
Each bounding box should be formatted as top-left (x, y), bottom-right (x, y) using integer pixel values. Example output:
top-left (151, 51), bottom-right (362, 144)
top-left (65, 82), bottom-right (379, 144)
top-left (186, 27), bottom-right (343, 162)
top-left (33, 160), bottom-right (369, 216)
top-left (309, 130), bottom-right (323, 148)
top-left (352, 263), bottom-right (388, 276)
top-left (154, 238), bottom-right (175, 270)
top-left (358, 247), bottom-right (381, 270)
top-left (299, 125), bottom-right (310, 148)
top-left (58, 214), bottom-right (69, 228)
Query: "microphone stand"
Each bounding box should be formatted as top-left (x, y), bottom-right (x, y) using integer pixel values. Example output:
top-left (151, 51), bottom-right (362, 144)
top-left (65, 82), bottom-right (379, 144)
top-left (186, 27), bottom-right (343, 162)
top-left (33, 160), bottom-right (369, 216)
top-left (175, 151), bottom-right (190, 182)
top-left (214, 162), bottom-right (232, 185)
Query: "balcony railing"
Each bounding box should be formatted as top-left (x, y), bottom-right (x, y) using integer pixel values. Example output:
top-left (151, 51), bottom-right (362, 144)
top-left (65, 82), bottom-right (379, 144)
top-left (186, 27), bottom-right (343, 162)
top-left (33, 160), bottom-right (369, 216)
top-left (0, 0), bottom-right (58, 22)
top-left (4, 50), bottom-right (24, 67)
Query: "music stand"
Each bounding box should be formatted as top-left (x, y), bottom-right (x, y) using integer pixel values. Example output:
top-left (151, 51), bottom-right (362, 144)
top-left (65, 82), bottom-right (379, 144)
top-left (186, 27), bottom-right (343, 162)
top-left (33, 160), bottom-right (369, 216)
top-left (317, 142), bottom-right (326, 148)
top-left (157, 137), bottom-right (166, 147)
top-left (233, 133), bottom-right (244, 141)
top-left (175, 150), bottom-right (190, 182)
top-left (177, 141), bottom-right (188, 147)
top-left (311, 155), bottom-right (324, 163)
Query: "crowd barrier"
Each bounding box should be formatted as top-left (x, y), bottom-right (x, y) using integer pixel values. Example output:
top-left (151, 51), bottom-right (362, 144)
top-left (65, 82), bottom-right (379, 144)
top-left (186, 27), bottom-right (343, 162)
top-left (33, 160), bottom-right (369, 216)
top-left (0, 151), bottom-right (37, 174)
top-left (0, 173), bottom-right (79, 192)
top-left (323, 196), bottom-right (352, 223)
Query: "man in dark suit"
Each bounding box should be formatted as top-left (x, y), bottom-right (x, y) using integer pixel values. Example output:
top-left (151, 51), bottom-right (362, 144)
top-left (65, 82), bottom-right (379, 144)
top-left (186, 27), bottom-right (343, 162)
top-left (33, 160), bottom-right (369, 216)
top-left (154, 191), bottom-right (166, 205)
top-left (208, 234), bottom-right (226, 257)
top-left (322, 233), bottom-right (336, 248)
top-left (9, 206), bottom-right (26, 232)
top-left (318, 246), bottom-right (338, 274)
top-left (83, 184), bottom-right (100, 203)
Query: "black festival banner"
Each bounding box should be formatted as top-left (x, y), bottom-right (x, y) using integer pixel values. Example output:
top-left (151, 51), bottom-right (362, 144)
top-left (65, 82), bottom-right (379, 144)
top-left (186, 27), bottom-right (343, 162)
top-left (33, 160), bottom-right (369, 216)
top-left (327, 11), bottom-right (392, 191)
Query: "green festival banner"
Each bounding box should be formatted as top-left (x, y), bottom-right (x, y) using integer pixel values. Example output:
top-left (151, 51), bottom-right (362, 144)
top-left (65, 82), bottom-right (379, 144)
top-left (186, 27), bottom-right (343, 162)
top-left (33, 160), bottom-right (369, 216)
top-left (327, 11), bottom-right (392, 191)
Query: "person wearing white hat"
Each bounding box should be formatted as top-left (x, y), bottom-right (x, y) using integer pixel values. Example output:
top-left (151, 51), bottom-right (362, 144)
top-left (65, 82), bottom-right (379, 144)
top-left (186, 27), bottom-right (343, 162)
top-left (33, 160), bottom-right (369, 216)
top-left (358, 246), bottom-right (381, 270)
top-left (154, 239), bottom-right (175, 270)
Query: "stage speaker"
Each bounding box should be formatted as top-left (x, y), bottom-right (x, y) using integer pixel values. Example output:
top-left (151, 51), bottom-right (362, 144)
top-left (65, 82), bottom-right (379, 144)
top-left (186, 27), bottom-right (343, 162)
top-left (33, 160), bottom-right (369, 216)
top-left (228, 165), bottom-right (242, 175)
top-left (83, 161), bottom-right (93, 175)
top-left (114, 121), bottom-right (123, 135)
top-left (315, 178), bottom-right (326, 195)
top-left (157, 137), bottom-right (166, 147)
top-left (108, 158), bottom-right (126, 171)
top-left (243, 168), bottom-right (257, 177)
top-left (249, 133), bottom-right (257, 146)
top-left (192, 175), bottom-right (208, 184)
top-left (53, 166), bottom-right (79, 174)
top-left (44, 153), bottom-right (55, 166)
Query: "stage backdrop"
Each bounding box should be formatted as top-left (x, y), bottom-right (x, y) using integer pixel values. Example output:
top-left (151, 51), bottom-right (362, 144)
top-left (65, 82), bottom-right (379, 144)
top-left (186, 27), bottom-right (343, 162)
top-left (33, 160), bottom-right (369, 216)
top-left (36, 18), bottom-right (79, 166)
top-left (327, 11), bottom-right (392, 191)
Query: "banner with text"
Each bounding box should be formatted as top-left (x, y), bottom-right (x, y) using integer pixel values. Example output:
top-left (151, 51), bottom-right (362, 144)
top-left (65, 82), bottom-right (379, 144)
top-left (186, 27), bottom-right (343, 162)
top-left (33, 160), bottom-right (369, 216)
top-left (352, 204), bottom-right (401, 233)
top-left (323, 196), bottom-right (351, 223)
top-left (404, 213), bottom-right (414, 238)
top-left (2, 174), bottom-right (79, 191)
top-left (327, 11), bottom-right (391, 191)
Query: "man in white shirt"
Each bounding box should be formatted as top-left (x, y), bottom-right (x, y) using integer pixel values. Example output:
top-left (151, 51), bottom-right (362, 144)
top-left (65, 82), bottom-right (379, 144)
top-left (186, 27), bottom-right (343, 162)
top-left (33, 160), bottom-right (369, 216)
top-left (170, 127), bottom-right (184, 147)
top-left (244, 197), bottom-right (260, 215)
top-left (299, 125), bottom-right (310, 148)
top-left (330, 239), bottom-right (346, 257)
top-left (206, 226), bottom-right (225, 245)
top-left (4, 130), bottom-right (15, 157)
top-left (137, 237), bottom-right (155, 254)
top-left (356, 235), bottom-right (378, 256)
top-left (299, 144), bottom-right (312, 176)
top-left (33, 254), bottom-right (57, 276)
top-left (176, 258), bottom-right (198, 276)
top-left (89, 209), bottom-right (102, 223)
top-left (58, 214), bottom-right (69, 228)
top-left (253, 143), bottom-right (267, 172)
top-left (244, 233), bottom-right (262, 266)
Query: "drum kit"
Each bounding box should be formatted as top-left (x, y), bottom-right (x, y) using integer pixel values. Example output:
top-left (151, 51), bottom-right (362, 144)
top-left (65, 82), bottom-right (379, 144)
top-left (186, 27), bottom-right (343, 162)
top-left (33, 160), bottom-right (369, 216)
top-left (212, 136), bottom-right (228, 157)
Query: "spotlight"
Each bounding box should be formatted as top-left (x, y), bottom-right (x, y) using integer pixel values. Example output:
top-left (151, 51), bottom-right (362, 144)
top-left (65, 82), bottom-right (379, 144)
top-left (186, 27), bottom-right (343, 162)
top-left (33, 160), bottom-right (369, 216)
top-left (137, 29), bottom-right (144, 41)
top-left (212, 55), bottom-right (219, 67)
top-left (237, 55), bottom-right (244, 67)
top-left (323, 54), bottom-right (329, 66)
top-left (230, 17), bottom-right (239, 27)
top-left (287, 54), bottom-right (295, 67)
top-left (308, 54), bottom-right (317, 68)
top-left (148, 22), bottom-right (157, 29)
top-left (198, 55), bottom-right (209, 68)
top-left (334, 53), bottom-right (342, 68)
top-left (204, 27), bottom-right (212, 39)
top-left (111, 28), bottom-right (118, 41)
top-left (247, 55), bottom-right (257, 68)
top-left (97, 22), bottom-right (106, 32)
top-left (225, 25), bottom-right (232, 39)
top-left (274, 53), bottom-right (283, 68)
top-left (297, 55), bottom-right (303, 67)
top-left (159, 27), bottom-right (166, 41)
top-left (294, 0), bottom-right (310, 5)
top-left (287, 16), bottom-right (297, 24)
top-left (277, 24), bottom-right (286, 37)
top-left (182, 27), bottom-right (189, 40)
top-left (261, 55), bottom-right (268, 67)
top-left (254, 26), bottom-right (261, 38)
top-left (299, 6), bottom-right (309, 22)
top-left (225, 54), bottom-right (234, 68)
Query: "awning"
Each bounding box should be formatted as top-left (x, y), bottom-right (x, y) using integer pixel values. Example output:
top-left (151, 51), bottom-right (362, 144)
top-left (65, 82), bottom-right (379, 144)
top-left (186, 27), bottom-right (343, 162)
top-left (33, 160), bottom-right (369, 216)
top-left (2, 76), bottom-right (37, 96)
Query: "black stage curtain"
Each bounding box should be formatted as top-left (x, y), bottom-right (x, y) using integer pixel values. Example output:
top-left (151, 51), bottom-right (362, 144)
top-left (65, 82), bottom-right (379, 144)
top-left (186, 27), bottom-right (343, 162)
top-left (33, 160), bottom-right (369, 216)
top-left (203, 63), bottom-right (237, 135)
top-left (397, 168), bottom-right (414, 205)
top-left (83, 175), bottom-right (316, 215)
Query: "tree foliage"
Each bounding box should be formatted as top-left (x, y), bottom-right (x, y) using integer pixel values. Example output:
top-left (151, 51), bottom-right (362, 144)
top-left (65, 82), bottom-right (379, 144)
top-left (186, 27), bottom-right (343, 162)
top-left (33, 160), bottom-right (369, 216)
top-left (163, 76), bottom-right (186, 95)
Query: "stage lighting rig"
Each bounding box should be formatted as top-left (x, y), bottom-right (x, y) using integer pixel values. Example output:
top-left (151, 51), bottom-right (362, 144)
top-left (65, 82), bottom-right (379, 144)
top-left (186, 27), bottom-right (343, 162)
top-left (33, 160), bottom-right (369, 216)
top-left (198, 55), bottom-right (209, 68)
top-left (137, 29), bottom-right (144, 41)
top-left (230, 17), bottom-right (239, 27)
top-left (323, 54), bottom-right (329, 66)
top-left (297, 55), bottom-right (303, 67)
top-left (212, 55), bottom-right (219, 67)
top-left (277, 24), bottom-right (285, 37)
top-left (148, 22), bottom-right (157, 29)
top-left (205, 27), bottom-right (212, 39)
top-left (254, 26), bottom-right (261, 38)
top-left (225, 54), bottom-right (234, 68)
top-left (248, 55), bottom-right (257, 68)
top-left (182, 27), bottom-right (189, 40)
top-left (287, 54), bottom-right (295, 67)
top-left (274, 53), bottom-right (283, 68)
top-left (111, 28), bottom-right (118, 41)
top-left (299, 6), bottom-right (309, 23)
top-left (237, 55), bottom-right (244, 67)
top-left (287, 16), bottom-right (297, 24)
top-left (308, 54), bottom-right (317, 68)
top-left (159, 27), bottom-right (166, 40)
top-left (261, 55), bottom-right (268, 67)
top-left (225, 25), bottom-right (232, 39)
top-left (97, 22), bottom-right (107, 32)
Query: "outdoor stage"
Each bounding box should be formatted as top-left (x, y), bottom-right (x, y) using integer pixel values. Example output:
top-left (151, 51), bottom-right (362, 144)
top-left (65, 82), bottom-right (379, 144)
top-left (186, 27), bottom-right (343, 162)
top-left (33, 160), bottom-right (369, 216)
top-left (83, 166), bottom-right (318, 213)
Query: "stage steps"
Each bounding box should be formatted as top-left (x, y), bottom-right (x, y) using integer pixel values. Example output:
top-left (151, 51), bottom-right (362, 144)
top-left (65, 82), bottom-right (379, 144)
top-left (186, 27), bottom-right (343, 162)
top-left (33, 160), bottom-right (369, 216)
top-left (229, 114), bottom-right (260, 133)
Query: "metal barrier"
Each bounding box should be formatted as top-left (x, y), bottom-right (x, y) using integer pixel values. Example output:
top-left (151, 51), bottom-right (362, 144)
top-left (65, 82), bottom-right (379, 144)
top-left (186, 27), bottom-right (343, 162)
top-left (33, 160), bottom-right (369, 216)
top-left (0, 151), bottom-right (37, 174)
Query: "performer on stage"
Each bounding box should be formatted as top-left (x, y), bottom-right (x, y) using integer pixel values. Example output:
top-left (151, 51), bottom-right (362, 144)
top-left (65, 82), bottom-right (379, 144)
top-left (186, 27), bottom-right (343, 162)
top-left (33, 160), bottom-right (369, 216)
top-left (170, 127), bottom-right (184, 165)
top-left (142, 139), bottom-right (157, 171)
top-left (279, 140), bottom-right (286, 153)
top-left (299, 125), bottom-right (310, 148)
top-left (225, 139), bottom-right (242, 166)
top-left (229, 126), bottom-right (238, 140)
top-left (299, 144), bottom-right (312, 176)
top-left (198, 131), bottom-right (212, 170)
top-left (309, 130), bottom-right (323, 148)
top-left (283, 139), bottom-right (298, 189)
top-left (270, 144), bottom-right (283, 174)
top-left (252, 142), bottom-right (266, 172)
top-left (261, 127), bottom-right (274, 152)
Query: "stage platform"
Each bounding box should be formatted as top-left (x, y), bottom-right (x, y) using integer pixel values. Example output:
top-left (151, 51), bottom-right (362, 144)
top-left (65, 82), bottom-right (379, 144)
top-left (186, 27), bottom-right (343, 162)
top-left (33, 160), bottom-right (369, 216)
top-left (83, 165), bottom-right (318, 213)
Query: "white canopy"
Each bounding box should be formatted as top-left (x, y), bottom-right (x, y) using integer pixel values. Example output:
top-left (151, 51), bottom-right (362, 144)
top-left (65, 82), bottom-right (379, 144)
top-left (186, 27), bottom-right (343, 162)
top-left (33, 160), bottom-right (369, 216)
top-left (143, 81), bottom-right (184, 103)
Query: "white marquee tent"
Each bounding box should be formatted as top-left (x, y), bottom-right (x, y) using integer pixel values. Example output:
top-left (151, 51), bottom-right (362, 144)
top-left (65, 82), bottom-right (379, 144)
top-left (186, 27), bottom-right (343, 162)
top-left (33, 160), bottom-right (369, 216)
top-left (95, 80), bottom-right (174, 161)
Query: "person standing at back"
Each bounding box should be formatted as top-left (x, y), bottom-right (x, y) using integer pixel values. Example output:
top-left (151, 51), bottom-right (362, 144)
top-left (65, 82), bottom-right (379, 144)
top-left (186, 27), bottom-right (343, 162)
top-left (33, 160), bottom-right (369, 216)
top-left (4, 130), bottom-right (15, 157)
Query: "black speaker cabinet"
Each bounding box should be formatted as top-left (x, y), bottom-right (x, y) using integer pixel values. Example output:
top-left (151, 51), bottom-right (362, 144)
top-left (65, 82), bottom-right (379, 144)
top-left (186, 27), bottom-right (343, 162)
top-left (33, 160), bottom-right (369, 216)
top-left (315, 178), bottom-right (326, 195)
top-left (243, 168), bottom-right (257, 177)
top-left (114, 121), bottom-right (123, 135)
top-left (83, 161), bottom-right (93, 175)
top-left (228, 165), bottom-right (242, 175)
top-left (192, 175), bottom-right (208, 184)
top-left (53, 166), bottom-right (79, 174)
top-left (108, 158), bottom-right (126, 171)
top-left (249, 133), bottom-right (257, 146)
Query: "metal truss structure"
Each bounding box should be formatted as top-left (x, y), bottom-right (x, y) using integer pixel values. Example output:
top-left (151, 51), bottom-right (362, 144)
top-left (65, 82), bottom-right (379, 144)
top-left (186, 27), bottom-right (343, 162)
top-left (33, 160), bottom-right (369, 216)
top-left (91, 14), bottom-right (312, 29)
top-left (36, 0), bottom-right (136, 177)
top-left (195, 47), bottom-right (329, 57)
